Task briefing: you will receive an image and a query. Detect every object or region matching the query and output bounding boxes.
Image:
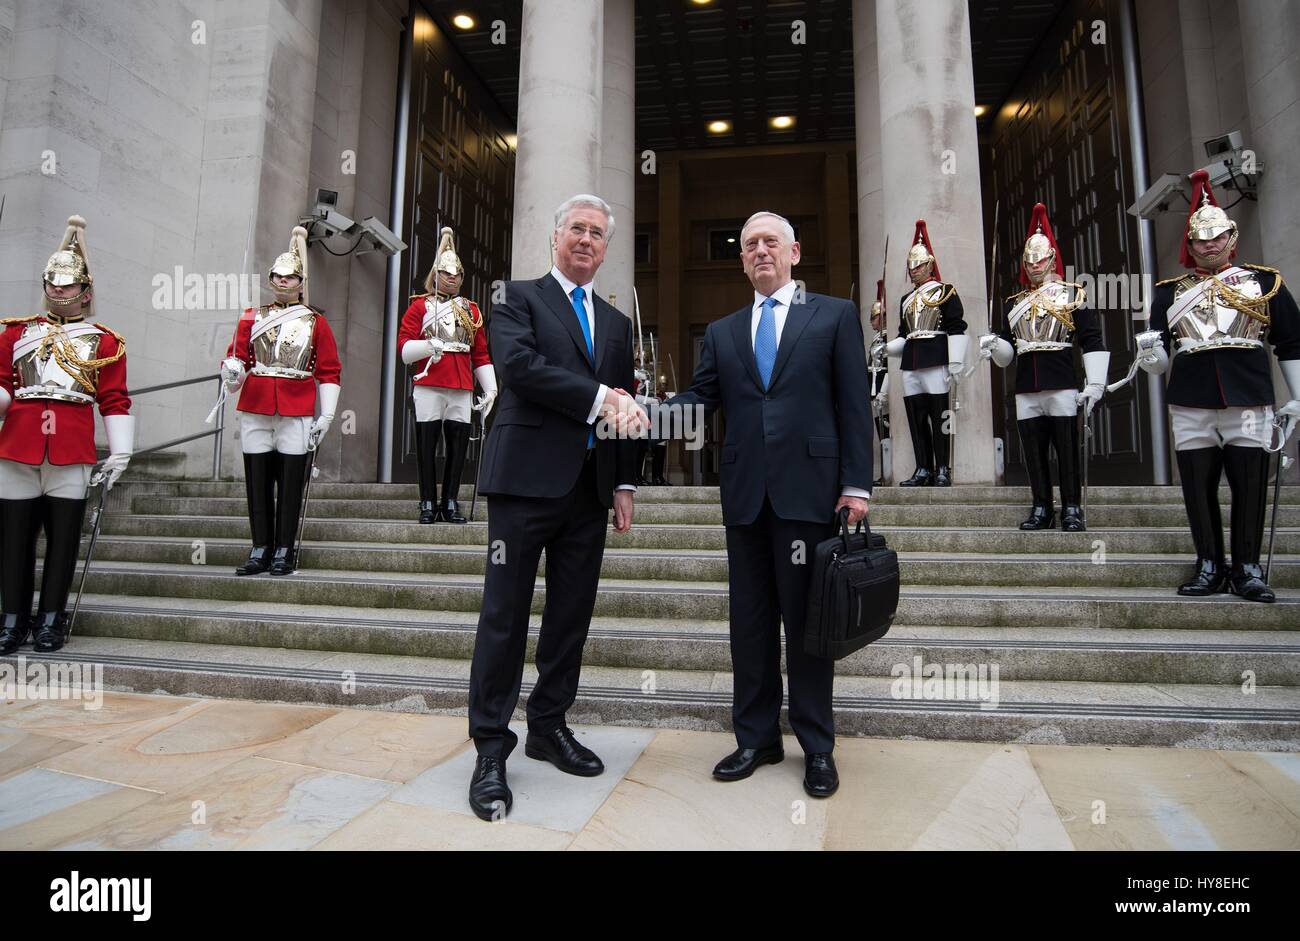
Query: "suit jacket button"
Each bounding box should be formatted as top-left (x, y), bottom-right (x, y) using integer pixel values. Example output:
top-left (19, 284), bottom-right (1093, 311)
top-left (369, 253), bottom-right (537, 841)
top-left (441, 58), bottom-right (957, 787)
top-left (763, 395), bottom-right (771, 401)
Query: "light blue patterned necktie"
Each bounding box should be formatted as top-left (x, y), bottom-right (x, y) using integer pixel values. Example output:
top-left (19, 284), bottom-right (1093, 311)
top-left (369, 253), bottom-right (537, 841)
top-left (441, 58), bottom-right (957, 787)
top-left (572, 286), bottom-right (596, 448)
top-left (755, 296), bottom-right (778, 388)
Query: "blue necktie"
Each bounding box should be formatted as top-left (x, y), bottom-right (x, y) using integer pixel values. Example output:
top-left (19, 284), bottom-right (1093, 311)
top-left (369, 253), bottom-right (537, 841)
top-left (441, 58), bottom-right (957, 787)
top-left (572, 286), bottom-right (596, 448)
top-left (755, 296), bottom-right (778, 389)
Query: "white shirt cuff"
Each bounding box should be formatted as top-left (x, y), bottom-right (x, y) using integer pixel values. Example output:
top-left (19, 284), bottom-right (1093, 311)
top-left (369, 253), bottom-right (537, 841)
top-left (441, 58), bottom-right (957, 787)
top-left (587, 384), bottom-right (608, 425)
top-left (841, 486), bottom-right (871, 500)
top-left (615, 484), bottom-right (637, 492)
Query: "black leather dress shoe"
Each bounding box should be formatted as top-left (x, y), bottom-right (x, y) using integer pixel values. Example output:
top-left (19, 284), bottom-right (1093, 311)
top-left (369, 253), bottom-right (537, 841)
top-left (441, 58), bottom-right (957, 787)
top-left (1061, 504), bottom-right (1085, 532)
top-left (1229, 563), bottom-right (1275, 603)
top-left (235, 545), bottom-right (272, 576)
top-left (899, 468), bottom-right (934, 488)
top-left (1019, 505), bottom-right (1056, 531)
top-left (31, 612), bottom-right (70, 653)
top-left (934, 465), bottom-right (952, 487)
top-left (438, 498), bottom-right (468, 524)
top-left (1178, 558), bottom-right (1227, 596)
top-left (268, 546), bottom-right (296, 577)
top-left (713, 743), bottom-right (784, 781)
top-left (418, 500), bottom-right (437, 524)
top-left (0, 614), bottom-right (30, 655)
top-left (468, 755), bottom-right (512, 821)
top-left (803, 753), bottom-right (839, 797)
top-left (525, 726), bottom-right (604, 776)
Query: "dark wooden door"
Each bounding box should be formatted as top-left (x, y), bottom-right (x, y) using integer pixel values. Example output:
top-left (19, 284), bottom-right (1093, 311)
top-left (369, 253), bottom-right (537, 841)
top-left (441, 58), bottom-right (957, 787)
top-left (390, 1), bottom-right (515, 481)
top-left (987, 0), bottom-right (1151, 485)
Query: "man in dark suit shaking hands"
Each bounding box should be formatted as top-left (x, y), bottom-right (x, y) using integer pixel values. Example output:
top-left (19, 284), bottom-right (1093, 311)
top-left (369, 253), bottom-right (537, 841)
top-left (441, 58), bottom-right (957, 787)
top-left (669, 211), bottom-right (872, 797)
top-left (467, 194), bottom-right (642, 821)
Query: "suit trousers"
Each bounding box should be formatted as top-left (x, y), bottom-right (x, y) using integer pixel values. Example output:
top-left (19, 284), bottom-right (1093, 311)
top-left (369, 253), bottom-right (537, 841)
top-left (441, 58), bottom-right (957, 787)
top-left (724, 497), bottom-right (836, 754)
top-left (468, 452), bottom-right (608, 757)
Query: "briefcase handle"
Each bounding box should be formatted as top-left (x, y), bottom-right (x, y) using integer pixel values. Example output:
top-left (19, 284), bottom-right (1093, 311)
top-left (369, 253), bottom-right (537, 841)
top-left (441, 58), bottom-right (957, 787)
top-left (835, 505), bottom-right (873, 553)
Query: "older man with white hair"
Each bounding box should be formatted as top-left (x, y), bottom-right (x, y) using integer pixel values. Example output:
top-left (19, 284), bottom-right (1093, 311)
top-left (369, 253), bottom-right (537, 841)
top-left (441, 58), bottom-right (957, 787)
top-left (668, 210), bottom-right (873, 797)
top-left (465, 194), bottom-right (642, 821)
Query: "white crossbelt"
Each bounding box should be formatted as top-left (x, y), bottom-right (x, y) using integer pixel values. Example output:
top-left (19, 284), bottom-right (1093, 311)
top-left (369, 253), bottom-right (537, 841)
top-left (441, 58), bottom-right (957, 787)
top-left (1166, 266), bottom-right (1250, 329)
top-left (249, 304), bottom-right (312, 342)
top-left (11, 322), bottom-right (101, 361)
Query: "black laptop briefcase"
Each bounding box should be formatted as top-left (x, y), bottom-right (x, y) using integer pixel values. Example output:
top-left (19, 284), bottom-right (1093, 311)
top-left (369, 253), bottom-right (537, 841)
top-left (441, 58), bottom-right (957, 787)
top-left (803, 506), bottom-right (900, 660)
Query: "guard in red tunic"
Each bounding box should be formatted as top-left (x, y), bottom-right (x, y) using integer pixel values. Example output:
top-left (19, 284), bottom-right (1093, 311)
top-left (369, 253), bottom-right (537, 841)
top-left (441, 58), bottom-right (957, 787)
top-left (398, 226), bottom-right (496, 523)
top-left (0, 216), bottom-right (134, 653)
top-left (220, 225), bottom-right (342, 576)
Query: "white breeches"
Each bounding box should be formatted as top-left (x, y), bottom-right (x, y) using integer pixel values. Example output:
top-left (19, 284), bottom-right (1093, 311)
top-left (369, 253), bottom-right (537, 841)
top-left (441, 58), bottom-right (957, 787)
top-left (413, 386), bottom-right (471, 423)
top-left (1015, 389), bottom-right (1079, 420)
top-left (0, 459), bottom-right (91, 499)
top-left (1170, 404), bottom-right (1273, 451)
top-left (240, 413), bottom-right (312, 455)
top-left (901, 366), bottom-right (949, 396)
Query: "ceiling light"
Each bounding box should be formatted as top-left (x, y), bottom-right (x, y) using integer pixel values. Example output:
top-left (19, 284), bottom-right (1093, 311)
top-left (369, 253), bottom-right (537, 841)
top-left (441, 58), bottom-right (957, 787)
top-left (973, 105), bottom-right (987, 117)
top-left (769, 115), bottom-right (795, 129)
top-left (707, 120), bottom-right (731, 134)
top-left (452, 14), bottom-right (475, 29)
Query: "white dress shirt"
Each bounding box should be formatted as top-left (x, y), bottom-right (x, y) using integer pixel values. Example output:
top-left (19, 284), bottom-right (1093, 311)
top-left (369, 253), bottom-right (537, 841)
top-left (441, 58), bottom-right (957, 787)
top-left (549, 267), bottom-right (634, 492)
top-left (752, 280), bottom-right (870, 502)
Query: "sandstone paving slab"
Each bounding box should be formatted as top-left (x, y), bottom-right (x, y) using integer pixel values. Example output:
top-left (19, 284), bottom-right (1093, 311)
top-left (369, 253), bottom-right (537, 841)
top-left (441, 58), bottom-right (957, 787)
top-left (313, 800), bottom-right (573, 850)
top-left (54, 755), bottom-right (396, 850)
top-left (569, 729), bottom-right (829, 850)
top-left (1027, 745), bottom-right (1300, 850)
top-left (389, 722), bottom-right (654, 833)
top-left (254, 711), bottom-right (468, 783)
top-left (0, 729), bottom-right (83, 781)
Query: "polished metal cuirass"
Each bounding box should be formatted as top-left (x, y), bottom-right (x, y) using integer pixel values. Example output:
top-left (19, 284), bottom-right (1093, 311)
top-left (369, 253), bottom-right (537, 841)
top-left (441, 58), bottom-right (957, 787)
top-left (251, 305), bottom-right (316, 378)
top-left (868, 333), bottom-right (887, 370)
top-left (1170, 269), bottom-right (1265, 351)
top-left (1011, 283), bottom-right (1076, 347)
top-left (13, 321), bottom-right (102, 403)
top-left (422, 297), bottom-right (474, 353)
top-left (903, 288), bottom-right (944, 338)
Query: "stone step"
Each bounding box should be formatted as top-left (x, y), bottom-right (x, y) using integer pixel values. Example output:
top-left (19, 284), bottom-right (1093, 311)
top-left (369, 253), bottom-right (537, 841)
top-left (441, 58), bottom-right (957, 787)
top-left (82, 536), bottom-right (1300, 588)
top-left (134, 481), bottom-right (1300, 506)
top-left (22, 637), bottom-right (1300, 750)
top-left (128, 495), bottom-right (1300, 528)
top-left (97, 513), bottom-right (1300, 555)
top-left (69, 595), bottom-right (1300, 685)
top-left (63, 562), bottom-right (1300, 629)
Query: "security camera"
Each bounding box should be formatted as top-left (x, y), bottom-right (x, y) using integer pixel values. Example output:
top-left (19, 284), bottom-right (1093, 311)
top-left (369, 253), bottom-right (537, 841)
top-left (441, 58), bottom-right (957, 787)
top-left (1204, 131), bottom-right (1243, 160)
top-left (353, 216), bottom-right (407, 257)
top-left (1128, 173), bottom-right (1187, 220)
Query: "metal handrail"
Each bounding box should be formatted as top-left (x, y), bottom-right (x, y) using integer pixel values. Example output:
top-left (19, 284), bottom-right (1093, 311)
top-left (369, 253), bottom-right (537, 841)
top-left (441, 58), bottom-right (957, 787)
top-left (126, 372), bottom-right (226, 479)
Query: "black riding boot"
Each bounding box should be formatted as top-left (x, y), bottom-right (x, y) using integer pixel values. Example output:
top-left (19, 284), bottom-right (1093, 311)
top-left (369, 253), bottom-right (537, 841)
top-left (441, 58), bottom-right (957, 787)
top-left (1175, 447), bottom-right (1227, 596)
top-left (899, 393), bottom-right (934, 487)
top-left (236, 451), bottom-right (277, 576)
top-left (929, 393), bottom-right (952, 486)
top-left (415, 419), bottom-right (440, 524)
top-left (1017, 417), bottom-right (1055, 530)
top-left (32, 497), bottom-right (88, 653)
top-left (1051, 416), bottom-right (1084, 531)
top-left (438, 420), bottom-right (471, 523)
top-left (651, 443), bottom-right (668, 485)
top-left (1, 497), bottom-right (43, 654)
top-left (270, 453), bottom-right (309, 576)
top-left (1223, 445), bottom-right (1273, 603)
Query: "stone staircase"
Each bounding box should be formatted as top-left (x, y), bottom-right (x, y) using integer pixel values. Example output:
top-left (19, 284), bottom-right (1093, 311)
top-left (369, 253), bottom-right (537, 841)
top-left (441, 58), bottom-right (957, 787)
top-left (28, 480), bottom-right (1300, 750)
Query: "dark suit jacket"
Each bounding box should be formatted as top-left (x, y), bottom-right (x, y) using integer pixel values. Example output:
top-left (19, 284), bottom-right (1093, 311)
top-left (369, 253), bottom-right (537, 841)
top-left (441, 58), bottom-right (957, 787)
top-left (671, 291), bottom-right (873, 525)
top-left (478, 273), bottom-right (637, 508)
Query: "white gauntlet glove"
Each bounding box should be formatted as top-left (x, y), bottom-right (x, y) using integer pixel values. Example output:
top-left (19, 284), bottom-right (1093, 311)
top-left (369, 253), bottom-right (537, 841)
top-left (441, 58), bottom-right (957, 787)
top-left (947, 333), bottom-right (970, 378)
top-left (885, 336), bottom-right (906, 357)
top-left (90, 414), bottom-right (136, 491)
top-left (473, 364), bottom-right (498, 419)
top-left (1077, 350), bottom-right (1111, 416)
top-left (308, 383), bottom-right (340, 450)
top-left (1279, 360), bottom-right (1300, 420)
top-left (401, 338), bottom-right (444, 366)
top-left (221, 357), bottom-right (247, 392)
top-left (0, 387), bottom-right (10, 420)
top-left (1135, 330), bottom-right (1168, 375)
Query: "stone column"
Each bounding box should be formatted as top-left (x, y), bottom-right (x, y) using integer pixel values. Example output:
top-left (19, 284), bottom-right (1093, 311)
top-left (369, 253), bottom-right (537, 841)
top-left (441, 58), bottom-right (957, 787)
top-left (1236, 0), bottom-right (1300, 280)
top-left (874, 0), bottom-right (994, 484)
top-left (598, 0), bottom-right (635, 319)
top-left (511, 0), bottom-right (604, 278)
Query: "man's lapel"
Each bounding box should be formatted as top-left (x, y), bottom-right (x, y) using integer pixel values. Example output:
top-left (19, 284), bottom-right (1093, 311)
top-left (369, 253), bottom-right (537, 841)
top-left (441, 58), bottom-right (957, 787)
top-left (768, 295), bottom-right (819, 389)
top-left (592, 295), bottom-right (619, 373)
top-left (729, 304), bottom-right (764, 391)
top-left (537, 275), bottom-right (594, 369)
